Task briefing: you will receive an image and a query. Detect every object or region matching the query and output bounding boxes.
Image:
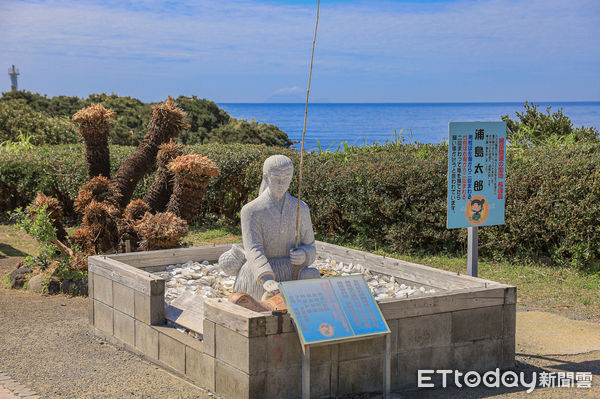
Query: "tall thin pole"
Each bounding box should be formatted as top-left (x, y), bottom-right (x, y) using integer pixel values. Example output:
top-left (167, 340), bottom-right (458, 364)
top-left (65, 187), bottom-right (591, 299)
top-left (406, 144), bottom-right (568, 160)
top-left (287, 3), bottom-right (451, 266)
top-left (467, 226), bottom-right (478, 277)
top-left (294, 0), bottom-right (320, 279)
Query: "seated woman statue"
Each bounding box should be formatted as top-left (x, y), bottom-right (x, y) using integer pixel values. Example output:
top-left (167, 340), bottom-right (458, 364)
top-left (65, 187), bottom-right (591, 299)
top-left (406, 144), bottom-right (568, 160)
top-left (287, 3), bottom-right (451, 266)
top-left (232, 154), bottom-right (320, 301)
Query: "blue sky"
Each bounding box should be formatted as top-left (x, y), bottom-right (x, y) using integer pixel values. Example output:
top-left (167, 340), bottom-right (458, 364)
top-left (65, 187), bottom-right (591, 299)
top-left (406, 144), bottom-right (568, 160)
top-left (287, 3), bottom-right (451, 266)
top-left (0, 0), bottom-right (598, 102)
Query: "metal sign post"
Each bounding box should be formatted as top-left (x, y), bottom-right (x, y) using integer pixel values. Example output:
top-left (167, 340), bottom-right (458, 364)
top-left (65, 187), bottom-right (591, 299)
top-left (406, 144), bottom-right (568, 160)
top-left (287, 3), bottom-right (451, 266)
top-left (467, 226), bottom-right (478, 277)
top-left (302, 345), bottom-right (311, 399)
top-left (383, 333), bottom-right (391, 397)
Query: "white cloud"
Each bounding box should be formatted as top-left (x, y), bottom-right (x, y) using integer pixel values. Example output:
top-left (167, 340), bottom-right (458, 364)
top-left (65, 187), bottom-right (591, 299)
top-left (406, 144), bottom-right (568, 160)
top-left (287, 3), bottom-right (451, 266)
top-left (274, 86), bottom-right (303, 94)
top-left (0, 0), bottom-right (598, 100)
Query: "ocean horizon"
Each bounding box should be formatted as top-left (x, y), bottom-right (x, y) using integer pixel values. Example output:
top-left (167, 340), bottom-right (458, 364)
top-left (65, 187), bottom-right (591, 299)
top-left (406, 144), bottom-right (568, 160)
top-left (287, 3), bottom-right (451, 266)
top-left (219, 101), bottom-right (600, 150)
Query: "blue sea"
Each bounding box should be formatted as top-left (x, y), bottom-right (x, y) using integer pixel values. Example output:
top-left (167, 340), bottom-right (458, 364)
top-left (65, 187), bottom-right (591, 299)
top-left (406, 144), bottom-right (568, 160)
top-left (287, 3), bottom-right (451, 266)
top-left (219, 102), bottom-right (600, 150)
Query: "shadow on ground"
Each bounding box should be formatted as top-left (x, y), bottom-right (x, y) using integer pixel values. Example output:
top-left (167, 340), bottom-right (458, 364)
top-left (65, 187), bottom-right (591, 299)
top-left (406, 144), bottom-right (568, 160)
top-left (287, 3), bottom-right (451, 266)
top-left (0, 243), bottom-right (28, 258)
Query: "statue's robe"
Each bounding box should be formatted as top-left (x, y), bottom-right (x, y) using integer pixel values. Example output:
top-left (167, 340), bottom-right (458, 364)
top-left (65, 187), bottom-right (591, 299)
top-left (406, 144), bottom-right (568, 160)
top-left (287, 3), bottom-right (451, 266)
top-left (233, 189), bottom-right (318, 299)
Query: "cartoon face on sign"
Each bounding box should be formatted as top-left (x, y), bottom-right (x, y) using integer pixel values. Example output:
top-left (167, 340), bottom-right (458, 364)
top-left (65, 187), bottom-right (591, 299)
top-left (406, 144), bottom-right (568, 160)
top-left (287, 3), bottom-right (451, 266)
top-left (319, 323), bottom-right (334, 337)
top-left (466, 195), bottom-right (489, 225)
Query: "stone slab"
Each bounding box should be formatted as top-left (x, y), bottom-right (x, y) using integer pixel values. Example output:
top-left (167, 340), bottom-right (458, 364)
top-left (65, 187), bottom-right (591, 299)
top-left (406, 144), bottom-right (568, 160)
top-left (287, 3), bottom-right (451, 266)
top-left (153, 325), bottom-right (203, 353)
top-left (165, 292), bottom-right (204, 334)
top-left (215, 359), bottom-right (265, 399)
top-left (338, 355), bottom-right (384, 395)
top-left (114, 309), bottom-right (135, 347)
top-left (113, 282), bottom-right (135, 317)
top-left (265, 312), bottom-right (296, 335)
top-left (338, 335), bottom-right (385, 361)
top-left (88, 272), bottom-right (95, 324)
top-left (94, 300), bottom-right (113, 335)
top-left (266, 332), bottom-right (330, 369)
top-left (89, 255), bottom-right (164, 295)
top-left (159, 330), bottom-right (186, 373)
top-left (203, 320), bottom-right (216, 357)
top-left (397, 313), bottom-right (451, 351)
top-left (452, 305), bottom-right (503, 343)
top-left (215, 324), bottom-right (266, 375)
top-left (265, 362), bottom-right (331, 399)
top-left (396, 345), bottom-right (452, 389)
top-left (453, 338), bottom-right (502, 372)
top-left (204, 299), bottom-right (266, 338)
top-left (135, 320), bottom-right (159, 359)
top-left (134, 290), bottom-right (164, 325)
top-left (186, 346), bottom-right (215, 392)
top-left (94, 274), bottom-right (113, 306)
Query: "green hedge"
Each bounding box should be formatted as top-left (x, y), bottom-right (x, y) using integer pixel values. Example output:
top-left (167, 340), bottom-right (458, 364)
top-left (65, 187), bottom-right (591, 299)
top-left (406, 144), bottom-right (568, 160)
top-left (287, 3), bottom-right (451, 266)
top-left (1, 142), bottom-right (599, 268)
top-left (0, 145), bottom-right (155, 222)
top-left (0, 144), bottom-right (295, 224)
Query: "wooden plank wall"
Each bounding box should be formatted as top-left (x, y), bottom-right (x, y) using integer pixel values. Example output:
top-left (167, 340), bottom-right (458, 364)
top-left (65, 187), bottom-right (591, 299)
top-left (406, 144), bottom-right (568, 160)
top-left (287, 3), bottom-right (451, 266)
top-left (315, 241), bottom-right (503, 291)
top-left (88, 255), bottom-right (164, 295)
top-left (107, 245), bottom-right (233, 269)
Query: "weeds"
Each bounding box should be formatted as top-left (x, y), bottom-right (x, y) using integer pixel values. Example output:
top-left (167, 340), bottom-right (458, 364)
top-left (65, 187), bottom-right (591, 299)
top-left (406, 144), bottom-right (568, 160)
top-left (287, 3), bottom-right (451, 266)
top-left (0, 131), bottom-right (34, 154)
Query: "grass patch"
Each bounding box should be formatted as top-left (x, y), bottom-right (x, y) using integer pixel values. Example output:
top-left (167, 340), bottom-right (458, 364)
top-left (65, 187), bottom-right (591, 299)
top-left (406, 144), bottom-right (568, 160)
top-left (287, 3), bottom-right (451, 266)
top-left (183, 226), bottom-right (242, 247)
top-left (0, 224), bottom-right (42, 257)
top-left (2, 272), bottom-right (11, 288)
top-left (380, 252), bottom-right (600, 321)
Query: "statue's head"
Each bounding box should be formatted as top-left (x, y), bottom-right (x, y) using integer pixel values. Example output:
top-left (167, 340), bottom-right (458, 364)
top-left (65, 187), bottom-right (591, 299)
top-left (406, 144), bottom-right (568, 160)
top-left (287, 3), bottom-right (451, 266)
top-left (260, 155), bottom-right (293, 199)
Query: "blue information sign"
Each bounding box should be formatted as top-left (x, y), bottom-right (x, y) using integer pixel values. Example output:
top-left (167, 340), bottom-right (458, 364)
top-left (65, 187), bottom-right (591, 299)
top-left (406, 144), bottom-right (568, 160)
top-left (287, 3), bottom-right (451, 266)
top-left (280, 276), bottom-right (390, 346)
top-left (447, 121), bottom-right (507, 229)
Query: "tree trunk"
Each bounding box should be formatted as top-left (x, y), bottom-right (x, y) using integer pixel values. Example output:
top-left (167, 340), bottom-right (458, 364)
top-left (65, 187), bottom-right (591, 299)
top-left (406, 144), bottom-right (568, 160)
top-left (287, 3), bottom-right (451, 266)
top-left (111, 97), bottom-right (186, 208)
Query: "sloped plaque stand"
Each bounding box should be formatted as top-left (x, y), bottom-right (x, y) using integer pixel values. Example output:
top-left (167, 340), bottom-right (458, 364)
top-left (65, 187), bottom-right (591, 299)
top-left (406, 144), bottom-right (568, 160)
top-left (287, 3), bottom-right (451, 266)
top-left (281, 275), bottom-right (392, 399)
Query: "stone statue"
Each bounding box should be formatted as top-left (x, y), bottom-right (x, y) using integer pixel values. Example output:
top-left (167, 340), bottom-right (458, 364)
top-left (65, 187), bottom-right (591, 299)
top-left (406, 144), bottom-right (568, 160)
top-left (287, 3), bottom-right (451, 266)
top-left (222, 155), bottom-right (320, 301)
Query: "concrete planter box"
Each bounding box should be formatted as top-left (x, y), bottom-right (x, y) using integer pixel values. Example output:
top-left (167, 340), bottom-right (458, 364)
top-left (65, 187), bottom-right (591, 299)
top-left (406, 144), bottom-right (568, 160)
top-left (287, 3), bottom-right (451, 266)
top-left (89, 242), bottom-right (516, 399)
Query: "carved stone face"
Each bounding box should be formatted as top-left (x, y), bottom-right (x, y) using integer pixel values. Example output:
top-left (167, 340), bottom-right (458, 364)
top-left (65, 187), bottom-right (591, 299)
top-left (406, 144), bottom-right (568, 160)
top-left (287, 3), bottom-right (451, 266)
top-left (267, 166), bottom-right (293, 199)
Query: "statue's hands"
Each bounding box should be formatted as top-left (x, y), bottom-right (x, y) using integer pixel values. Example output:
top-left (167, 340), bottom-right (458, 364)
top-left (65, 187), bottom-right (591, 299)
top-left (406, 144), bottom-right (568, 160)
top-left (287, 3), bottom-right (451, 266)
top-left (261, 290), bottom-right (276, 301)
top-left (290, 248), bottom-right (306, 266)
top-left (262, 276), bottom-right (280, 293)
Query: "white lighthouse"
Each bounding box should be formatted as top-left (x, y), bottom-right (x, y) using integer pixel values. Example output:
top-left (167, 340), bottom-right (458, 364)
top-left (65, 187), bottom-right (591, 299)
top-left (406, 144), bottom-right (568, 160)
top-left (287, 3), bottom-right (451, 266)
top-left (8, 65), bottom-right (19, 91)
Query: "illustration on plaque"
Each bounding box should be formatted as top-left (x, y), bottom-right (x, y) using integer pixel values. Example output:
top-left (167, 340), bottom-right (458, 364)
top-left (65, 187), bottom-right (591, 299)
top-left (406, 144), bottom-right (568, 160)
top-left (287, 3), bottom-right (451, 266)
top-left (466, 195), bottom-right (488, 225)
top-left (319, 323), bottom-right (334, 337)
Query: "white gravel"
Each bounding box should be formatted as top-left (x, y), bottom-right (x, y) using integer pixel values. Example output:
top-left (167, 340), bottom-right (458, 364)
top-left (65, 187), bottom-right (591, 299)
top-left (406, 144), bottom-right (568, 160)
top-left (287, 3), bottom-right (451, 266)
top-left (153, 256), bottom-right (436, 305)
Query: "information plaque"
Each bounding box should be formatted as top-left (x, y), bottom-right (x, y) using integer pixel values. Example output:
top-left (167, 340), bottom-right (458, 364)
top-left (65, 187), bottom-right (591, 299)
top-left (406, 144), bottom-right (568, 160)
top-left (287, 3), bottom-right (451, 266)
top-left (447, 121), bottom-right (507, 229)
top-left (280, 275), bottom-right (390, 346)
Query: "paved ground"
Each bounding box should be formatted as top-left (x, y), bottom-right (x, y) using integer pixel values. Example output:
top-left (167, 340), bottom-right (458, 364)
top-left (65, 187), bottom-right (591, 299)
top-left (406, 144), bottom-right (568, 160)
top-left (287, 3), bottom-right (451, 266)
top-left (1, 255), bottom-right (599, 398)
top-left (0, 257), bottom-right (212, 399)
top-left (0, 372), bottom-right (38, 398)
top-left (516, 311), bottom-right (600, 355)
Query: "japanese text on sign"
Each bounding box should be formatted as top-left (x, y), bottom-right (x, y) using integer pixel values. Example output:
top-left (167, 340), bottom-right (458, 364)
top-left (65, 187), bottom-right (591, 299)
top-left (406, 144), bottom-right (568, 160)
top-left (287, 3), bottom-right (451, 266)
top-left (280, 275), bottom-right (390, 345)
top-left (447, 122), bottom-right (506, 229)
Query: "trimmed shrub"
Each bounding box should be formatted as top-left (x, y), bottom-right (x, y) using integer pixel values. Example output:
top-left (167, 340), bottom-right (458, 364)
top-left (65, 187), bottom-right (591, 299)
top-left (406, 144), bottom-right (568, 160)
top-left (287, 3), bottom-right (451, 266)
top-left (1, 142), bottom-right (599, 268)
top-left (301, 144), bottom-right (459, 253)
top-left (111, 96), bottom-right (186, 208)
top-left (0, 144), bottom-right (154, 222)
top-left (479, 142), bottom-right (600, 267)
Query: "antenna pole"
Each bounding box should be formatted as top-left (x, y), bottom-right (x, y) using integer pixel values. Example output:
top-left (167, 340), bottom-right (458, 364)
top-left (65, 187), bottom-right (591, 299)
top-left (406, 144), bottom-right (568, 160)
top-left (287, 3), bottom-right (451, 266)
top-left (294, 0), bottom-right (320, 279)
